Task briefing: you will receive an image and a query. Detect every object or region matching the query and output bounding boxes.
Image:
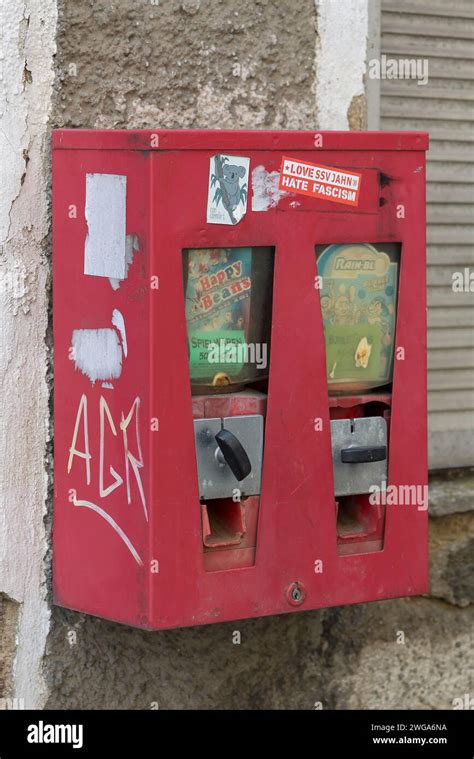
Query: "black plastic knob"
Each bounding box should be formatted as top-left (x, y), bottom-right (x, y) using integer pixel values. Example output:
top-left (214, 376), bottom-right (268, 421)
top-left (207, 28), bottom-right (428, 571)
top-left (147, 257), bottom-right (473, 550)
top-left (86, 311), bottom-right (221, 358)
top-left (341, 445), bottom-right (387, 464)
top-left (215, 429), bottom-right (252, 481)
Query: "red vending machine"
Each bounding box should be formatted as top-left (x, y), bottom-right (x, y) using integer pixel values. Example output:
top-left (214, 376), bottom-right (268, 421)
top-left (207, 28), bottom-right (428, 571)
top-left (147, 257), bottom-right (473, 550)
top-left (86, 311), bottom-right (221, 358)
top-left (52, 130), bottom-right (429, 629)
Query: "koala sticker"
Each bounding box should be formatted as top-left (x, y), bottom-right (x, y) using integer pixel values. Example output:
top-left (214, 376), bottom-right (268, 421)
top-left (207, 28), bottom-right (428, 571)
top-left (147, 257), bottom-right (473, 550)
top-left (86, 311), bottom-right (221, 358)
top-left (207, 154), bottom-right (250, 225)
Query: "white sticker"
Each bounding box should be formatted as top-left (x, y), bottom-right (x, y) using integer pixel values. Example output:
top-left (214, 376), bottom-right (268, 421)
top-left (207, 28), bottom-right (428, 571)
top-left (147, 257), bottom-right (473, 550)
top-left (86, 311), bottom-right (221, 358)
top-left (207, 155), bottom-right (249, 225)
top-left (84, 173), bottom-right (127, 279)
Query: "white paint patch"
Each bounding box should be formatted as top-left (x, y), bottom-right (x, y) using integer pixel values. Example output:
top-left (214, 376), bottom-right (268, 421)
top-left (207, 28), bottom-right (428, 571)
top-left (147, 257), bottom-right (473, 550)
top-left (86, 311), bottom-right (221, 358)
top-left (109, 234), bottom-right (139, 291)
top-left (72, 496), bottom-right (143, 566)
top-left (72, 329), bottom-right (122, 384)
top-left (251, 166), bottom-right (289, 211)
top-left (111, 309), bottom-right (127, 358)
top-left (84, 174), bottom-right (127, 279)
top-left (101, 382), bottom-right (114, 389)
top-left (315, 0), bottom-right (368, 129)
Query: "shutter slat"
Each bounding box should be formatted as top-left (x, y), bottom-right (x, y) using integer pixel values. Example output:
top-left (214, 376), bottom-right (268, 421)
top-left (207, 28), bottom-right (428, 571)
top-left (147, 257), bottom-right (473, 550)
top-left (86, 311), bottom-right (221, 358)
top-left (397, 60), bottom-right (474, 80)
top-left (427, 165), bottom-right (473, 182)
top-left (429, 389), bottom-right (474, 411)
top-left (428, 143), bottom-right (474, 162)
top-left (383, 1), bottom-right (474, 19)
top-left (427, 185), bottom-right (474, 202)
top-left (428, 368), bottom-right (474, 389)
top-left (427, 225), bottom-right (474, 243)
top-left (382, 99), bottom-right (474, 120)
top-left (427, 205), bottom-right (473, 224)
top-left (428, 347), bottom-right (474, 369)
top-left (381, 85), bottom-right (474, 102)
top-left (424, 61), bottom-right (474, 80)
top-left (382, 15), bottom-right (474, 39)
top-left (428, 287), bottom-right (473, 306)
top-left (428, 327), bottom-right (474, 348)
top-left (381, 119), bottom-right (474, 138)
top-left (428, 410), bottom-right (474, 432)
top-left (382, 34), bottom-right (474, 59)
top-left (428, 307), bottom-right (474, 327)
top-left (427, 265), bottom-right (474, 285)
top-left (428, 245), bottom-right (474, 265)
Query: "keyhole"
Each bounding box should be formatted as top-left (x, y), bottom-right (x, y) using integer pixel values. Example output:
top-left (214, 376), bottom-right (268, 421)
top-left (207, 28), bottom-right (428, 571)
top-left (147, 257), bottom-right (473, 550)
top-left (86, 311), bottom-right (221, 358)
top-left (287, 581), bottom-right (305, 606)
top-left (291, 586), bottom-right (302, 602)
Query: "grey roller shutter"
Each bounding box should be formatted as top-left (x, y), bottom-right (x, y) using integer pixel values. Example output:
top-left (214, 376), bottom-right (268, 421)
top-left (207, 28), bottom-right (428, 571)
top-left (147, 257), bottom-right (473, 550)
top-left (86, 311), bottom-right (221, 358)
top-left (380, 0), bottom-right (474, 468)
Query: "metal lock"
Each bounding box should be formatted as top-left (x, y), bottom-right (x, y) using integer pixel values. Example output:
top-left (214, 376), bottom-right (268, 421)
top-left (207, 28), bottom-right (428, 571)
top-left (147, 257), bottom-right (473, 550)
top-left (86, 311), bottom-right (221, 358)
top-left (330, 416), bottom-right (388, 497)
top-left (194, 415), bottom-right (264, 500)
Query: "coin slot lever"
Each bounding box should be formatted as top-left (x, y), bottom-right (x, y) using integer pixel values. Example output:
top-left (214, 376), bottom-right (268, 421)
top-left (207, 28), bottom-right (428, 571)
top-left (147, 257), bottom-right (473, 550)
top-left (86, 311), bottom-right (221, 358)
top-left (215, 428), bottom-right (252, 481)
top-left (341, 446), bottom-right (387, 464)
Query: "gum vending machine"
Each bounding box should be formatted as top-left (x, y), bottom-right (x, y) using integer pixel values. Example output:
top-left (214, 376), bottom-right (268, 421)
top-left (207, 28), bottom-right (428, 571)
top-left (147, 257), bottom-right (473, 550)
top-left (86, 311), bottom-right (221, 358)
top-left (52, 130), bottom-right (429, 629)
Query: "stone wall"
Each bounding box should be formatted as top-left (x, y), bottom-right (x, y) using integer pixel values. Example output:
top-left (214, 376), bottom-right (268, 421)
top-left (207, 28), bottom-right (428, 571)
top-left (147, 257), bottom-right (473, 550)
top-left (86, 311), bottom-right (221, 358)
top-left (0, 596), bottom-right (19, 704)
top-left (53, 0), bottom-right (318, 131)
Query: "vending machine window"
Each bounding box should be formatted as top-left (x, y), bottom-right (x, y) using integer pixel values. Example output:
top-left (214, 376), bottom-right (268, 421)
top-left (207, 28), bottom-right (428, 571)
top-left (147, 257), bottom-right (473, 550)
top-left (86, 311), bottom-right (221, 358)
top-left (182, 246), bottom-right (274, 393)
top-left (317, 243), bottom-right (400, 394)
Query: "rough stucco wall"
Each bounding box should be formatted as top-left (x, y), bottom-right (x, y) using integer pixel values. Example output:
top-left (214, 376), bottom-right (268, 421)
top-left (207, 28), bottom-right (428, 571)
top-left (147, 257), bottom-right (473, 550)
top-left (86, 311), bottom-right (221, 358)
top-left (53, 0), bottom-right (318, 130)
top-left (321, 598), bottom-right (473, 710)
top-left (0, 0), bottom-right (56, 708)
top-left (46, 608), bottom-right (328, 709)
top-left (44, 597), bottom-right (474, 710)
top-left (44, 518), bottom-right (474, 710)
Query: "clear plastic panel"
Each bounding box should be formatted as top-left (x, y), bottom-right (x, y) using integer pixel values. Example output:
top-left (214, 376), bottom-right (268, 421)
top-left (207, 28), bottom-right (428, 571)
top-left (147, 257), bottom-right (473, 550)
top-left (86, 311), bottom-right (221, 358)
top-left (183, 247), bottom-right (274, 394)
top-left (316, 243), bottom-right (400, 395)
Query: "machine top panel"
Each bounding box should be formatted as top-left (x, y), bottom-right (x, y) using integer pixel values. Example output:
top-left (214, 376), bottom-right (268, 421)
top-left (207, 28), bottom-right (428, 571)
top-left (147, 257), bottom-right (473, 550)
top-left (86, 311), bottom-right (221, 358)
top-left (52, 129), bottom-right (429, 153)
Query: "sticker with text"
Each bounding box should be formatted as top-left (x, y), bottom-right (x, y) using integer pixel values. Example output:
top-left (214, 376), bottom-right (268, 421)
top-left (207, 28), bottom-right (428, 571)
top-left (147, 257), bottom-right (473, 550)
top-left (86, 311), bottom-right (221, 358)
top-left (278, 156), bottom-right (361, 207)
top-left (207, 155), bottom-right (249, 225)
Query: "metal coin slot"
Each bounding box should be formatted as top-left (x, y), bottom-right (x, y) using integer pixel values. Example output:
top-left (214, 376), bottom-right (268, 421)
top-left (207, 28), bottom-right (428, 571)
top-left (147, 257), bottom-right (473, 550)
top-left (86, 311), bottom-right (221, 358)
top-left (330, 416), bottom-right (388, 497)
top-left (194, 415), bottom-right (264, 500)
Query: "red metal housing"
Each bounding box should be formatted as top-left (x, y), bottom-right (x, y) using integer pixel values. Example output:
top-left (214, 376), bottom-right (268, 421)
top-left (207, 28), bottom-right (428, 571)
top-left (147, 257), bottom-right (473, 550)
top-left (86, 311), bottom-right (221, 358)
top-left (52, 130), bottom-right (428, 629)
